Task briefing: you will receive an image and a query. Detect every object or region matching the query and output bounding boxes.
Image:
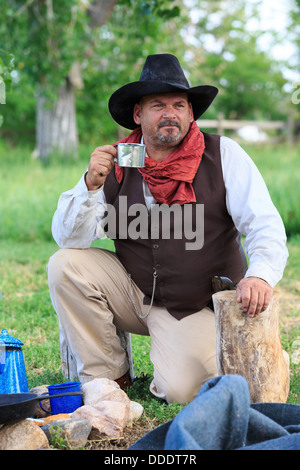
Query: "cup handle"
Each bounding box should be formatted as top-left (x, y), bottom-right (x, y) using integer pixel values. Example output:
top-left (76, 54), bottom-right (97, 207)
top-left (39, 392), bottom-right (52, 414)
top-left (113, 144), bottom-right (118, 163)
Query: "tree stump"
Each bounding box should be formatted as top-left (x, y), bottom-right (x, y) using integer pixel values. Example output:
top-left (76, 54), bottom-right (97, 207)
top-left (212, 290), bottom-right (290, 403)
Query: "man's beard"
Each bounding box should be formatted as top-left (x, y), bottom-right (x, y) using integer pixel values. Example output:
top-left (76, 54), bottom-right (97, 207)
top-left (156, 120), bottom-right (182, 143)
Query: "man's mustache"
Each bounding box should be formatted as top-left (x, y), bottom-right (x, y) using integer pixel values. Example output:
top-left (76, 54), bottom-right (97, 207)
top-left (158, 120), bottom-right (181, 130)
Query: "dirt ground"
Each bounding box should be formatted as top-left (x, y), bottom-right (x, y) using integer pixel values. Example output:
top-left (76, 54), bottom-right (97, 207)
top-left (85, 418), bottom-right (162, 450)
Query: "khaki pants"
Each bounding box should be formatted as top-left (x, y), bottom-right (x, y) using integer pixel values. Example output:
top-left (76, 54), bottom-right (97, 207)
top-left (47, 247), bottom-right (218, 404)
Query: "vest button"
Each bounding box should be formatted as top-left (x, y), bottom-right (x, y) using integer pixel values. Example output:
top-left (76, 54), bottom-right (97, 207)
top-left (153, 244), bottom-right (159, 249)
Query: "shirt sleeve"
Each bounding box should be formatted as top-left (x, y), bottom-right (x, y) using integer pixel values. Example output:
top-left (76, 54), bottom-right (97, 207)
top-left (51, 173), bottom-right (108, 248)
top-left (220, 136), bottom-right (289, 287)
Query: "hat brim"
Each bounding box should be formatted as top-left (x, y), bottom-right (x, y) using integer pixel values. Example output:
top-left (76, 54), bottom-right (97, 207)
top-left (108, 81), bottom-right (218, 130)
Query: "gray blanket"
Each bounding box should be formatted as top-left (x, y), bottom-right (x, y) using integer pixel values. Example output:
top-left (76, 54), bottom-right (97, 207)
top-left (129, 375), bottom-right (300, 450)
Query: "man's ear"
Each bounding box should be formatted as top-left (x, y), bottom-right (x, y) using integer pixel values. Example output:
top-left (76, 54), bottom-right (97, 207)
top-left (133, 103), bottom-right (141, 125)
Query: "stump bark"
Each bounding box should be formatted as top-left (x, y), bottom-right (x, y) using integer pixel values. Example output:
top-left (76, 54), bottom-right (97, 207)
top-left (213, 290), bottom-right (290, 403)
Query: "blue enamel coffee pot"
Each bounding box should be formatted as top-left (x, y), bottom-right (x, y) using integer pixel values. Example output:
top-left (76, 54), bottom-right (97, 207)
top-left (0, 329), bottom-right (29, 393)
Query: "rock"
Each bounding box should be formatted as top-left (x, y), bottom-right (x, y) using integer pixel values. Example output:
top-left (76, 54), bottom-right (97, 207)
top-left (41, 418), bottom-right (92, 449)
top-left (291, 340), bottom-right (300, 365)
top-left (82, 378), bottom-right (132, 426)
top-left (291, 349), bottom-right (300, 365)
top-left (43, 413), bottom-right (71, 425)
top-left (82, 377), bottom-right (128, 405)
top-left (0, 419), bottom-right (50, 450)
top-left (130, 401), bottom-right (144, 421)
top-left (72, 402), bottom-right (130, 439)
top-left (93, 399), bottom-right (132, 428)
top-left (29, 384), bottom-right (51, 417)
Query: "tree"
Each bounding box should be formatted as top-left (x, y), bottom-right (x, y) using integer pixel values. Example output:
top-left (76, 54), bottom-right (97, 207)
top-left (290, 0), bottom-right (300, 136)
top-left (74, 0), bottom-right (187, 144)
top-left (0, 0), bottom-right (181, 159)
top-left (181, 0), bottom-right (290, 120)
top-left (1, 0), bottom-right (295, 149)
top-left (0, 49), bottom-right (15, 126)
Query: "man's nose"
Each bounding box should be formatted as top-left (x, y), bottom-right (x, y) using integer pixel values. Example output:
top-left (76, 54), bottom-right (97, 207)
top-left (162, 105), bottom-right (176, 118)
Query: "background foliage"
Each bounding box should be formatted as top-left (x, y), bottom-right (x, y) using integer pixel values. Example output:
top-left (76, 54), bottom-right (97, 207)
top-left (0, 0), bottom-right (299, 147)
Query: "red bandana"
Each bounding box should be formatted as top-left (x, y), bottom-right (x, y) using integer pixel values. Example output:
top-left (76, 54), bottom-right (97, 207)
top-left (114, 121), bottom-right (205, 205)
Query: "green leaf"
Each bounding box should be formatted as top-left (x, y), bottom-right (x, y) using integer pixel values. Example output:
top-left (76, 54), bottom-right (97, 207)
top-left (0, 49), bottom-right (14, 68)
top-left (159, 5), bottom-right (180, 18)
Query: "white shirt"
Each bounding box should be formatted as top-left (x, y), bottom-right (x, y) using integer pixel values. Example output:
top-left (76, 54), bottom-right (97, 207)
top-left (51, 136), bottom-right (288, 287)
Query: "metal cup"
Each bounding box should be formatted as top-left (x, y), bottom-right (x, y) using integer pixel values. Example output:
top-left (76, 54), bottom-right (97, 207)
top-left (115, 143), bottom-right (146, 168)
top-left (45, 382), bottom-right (83, 414)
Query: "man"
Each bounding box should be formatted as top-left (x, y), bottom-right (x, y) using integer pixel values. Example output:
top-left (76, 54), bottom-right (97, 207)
top-left (47, 54), bottom-right (288, 404)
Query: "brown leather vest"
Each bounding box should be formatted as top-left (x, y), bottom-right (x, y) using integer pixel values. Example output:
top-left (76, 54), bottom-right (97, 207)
top-left (103, 132), bottom-right (247, 320)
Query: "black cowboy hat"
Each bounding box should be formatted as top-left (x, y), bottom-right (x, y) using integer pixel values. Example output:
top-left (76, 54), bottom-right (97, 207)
top-left (108, 54), bottom-right (218, 130)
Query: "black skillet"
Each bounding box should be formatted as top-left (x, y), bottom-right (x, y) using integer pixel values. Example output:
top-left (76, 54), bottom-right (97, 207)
top-left (0, 391), bottom-right (83, 424)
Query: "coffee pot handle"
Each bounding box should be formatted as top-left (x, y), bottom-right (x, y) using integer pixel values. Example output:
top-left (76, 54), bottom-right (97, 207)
top-left (0, 341), bottom-right (6, 374)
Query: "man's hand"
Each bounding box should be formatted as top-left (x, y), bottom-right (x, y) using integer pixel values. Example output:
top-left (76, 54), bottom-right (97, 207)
top-left (236, 276), bottom-right (273, 318)
top-left (85, 145), bottom-right (117, 190)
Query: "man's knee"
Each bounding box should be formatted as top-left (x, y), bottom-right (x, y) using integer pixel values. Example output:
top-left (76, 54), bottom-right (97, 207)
top-left (163, 372), bottom-right (217, 405)
top-left (151, 353), bottom-right (218, 405)
top-left (47, 248), bottom-right (79, 289)
top-left (47, 247), bottom-right (124, 296)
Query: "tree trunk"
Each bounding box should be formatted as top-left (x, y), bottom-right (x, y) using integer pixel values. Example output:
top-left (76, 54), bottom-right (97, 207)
top-left (35, 1), bottom-right (118, 160)
top-left (36, 79), bottom-right (79, 160)
top-left (213, 290), bottom-right (290, 403)
top-left (87, 0), bottom-right (118, 26)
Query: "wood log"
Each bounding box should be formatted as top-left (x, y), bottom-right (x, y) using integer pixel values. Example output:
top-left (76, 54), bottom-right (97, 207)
top-left (212, 290), bottom-right (290, 403)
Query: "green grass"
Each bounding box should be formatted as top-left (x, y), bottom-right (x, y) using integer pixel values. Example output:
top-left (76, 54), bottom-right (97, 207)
top-left (0, 140), bottom-right (300, 242)
top-left (0, 140), bottom-right (299, 426)
top-left (0, 237), bottom-right (299, 411)
top-left (244, 143), bottom-right (300, 237)
top-left (0, 238), bottom-right (184, 420)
